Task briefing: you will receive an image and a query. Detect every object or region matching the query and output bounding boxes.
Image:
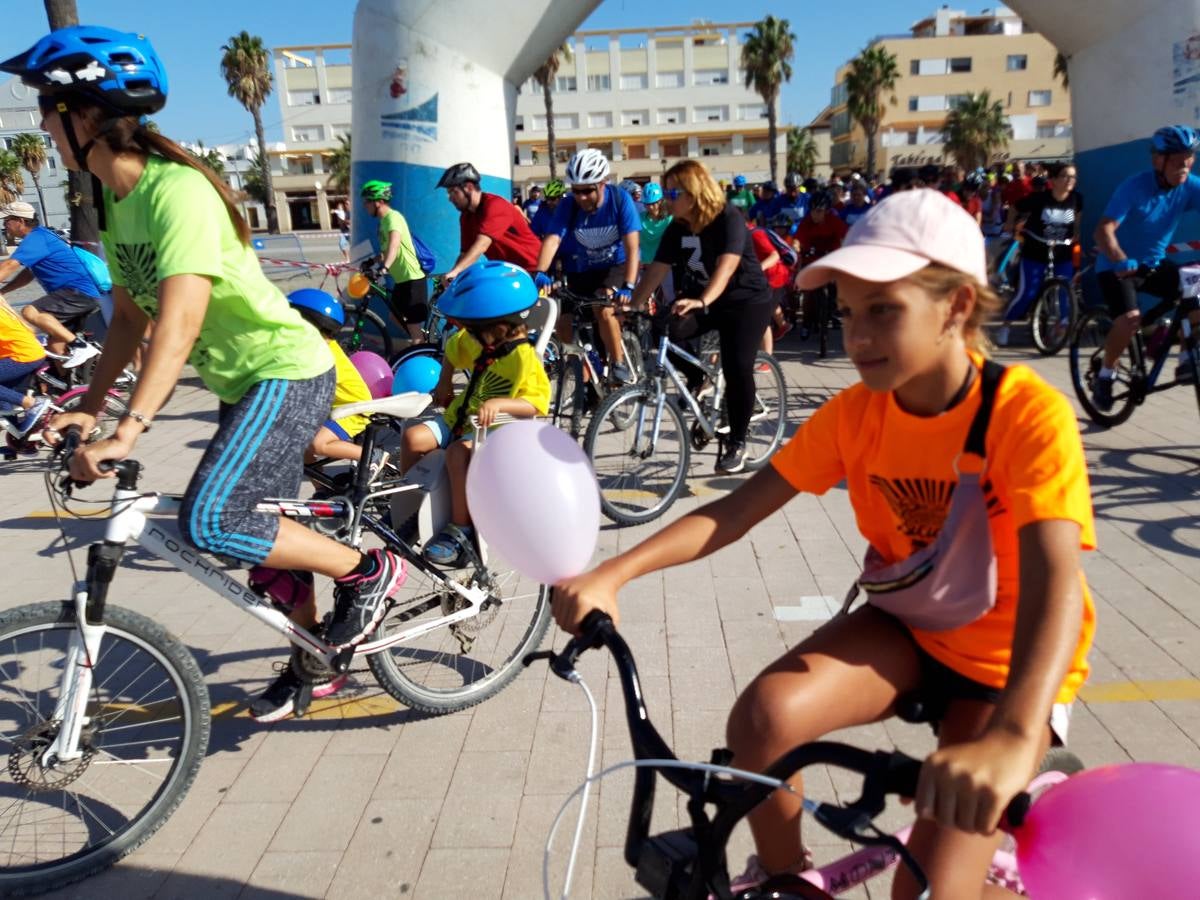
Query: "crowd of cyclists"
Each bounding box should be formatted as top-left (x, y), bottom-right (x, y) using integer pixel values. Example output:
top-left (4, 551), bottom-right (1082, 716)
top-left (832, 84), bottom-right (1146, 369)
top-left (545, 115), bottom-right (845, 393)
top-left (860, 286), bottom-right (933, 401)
top-left (2, 20), bottom-right (1200, 900)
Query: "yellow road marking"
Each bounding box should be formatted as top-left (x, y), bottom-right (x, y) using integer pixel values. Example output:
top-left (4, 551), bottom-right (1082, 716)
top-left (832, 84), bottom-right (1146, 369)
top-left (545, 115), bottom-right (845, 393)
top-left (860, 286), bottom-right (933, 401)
top-left (1079, 679), bottom-right (1200, 704)
top-left (22, 509), bottom-right (110, 518)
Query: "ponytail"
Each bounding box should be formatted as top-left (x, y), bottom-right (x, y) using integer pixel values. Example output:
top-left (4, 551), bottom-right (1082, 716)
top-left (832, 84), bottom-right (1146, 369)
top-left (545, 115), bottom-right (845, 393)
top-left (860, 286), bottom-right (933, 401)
top-left (80, 105), bottom-right (252, 245)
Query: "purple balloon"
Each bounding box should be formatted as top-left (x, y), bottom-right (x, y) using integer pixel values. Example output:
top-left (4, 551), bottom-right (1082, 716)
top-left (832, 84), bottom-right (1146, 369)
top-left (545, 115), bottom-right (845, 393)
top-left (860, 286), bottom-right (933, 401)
top-left (348, 350), bottom-right (393, 399)
top-left (1016, 762), bottom-right (1200, 898)
top-left (465, 420), bottom-right (599, 584)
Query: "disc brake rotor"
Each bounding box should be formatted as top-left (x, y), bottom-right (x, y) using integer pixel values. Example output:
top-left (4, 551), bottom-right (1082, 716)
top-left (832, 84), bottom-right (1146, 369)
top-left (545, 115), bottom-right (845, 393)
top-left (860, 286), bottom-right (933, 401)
top-left (8, 721), bottom-right (96, 792)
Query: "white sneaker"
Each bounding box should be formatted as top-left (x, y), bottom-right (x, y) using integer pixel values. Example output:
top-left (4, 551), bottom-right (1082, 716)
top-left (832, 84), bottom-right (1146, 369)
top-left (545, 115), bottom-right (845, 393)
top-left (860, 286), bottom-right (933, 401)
top-left (64, 339), bottom-right (100, 369)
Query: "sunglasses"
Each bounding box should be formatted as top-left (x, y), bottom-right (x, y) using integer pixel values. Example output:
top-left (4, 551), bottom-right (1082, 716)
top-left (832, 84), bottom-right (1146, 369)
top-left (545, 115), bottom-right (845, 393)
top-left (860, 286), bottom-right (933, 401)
top-left (571, 186), bottom-right (598, 197)
top-left (665, 188), bottom-right (685, 201)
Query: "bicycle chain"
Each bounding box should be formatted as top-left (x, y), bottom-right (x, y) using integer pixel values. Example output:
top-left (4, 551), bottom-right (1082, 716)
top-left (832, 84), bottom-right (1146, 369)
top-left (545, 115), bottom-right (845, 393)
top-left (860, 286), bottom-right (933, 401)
top-left (8, 722), bottom-right (96, 792)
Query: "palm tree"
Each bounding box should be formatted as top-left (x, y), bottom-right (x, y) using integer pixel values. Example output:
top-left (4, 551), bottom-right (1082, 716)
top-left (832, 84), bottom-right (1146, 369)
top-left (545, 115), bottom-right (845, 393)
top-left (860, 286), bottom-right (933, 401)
top-left (941, 91), bottom-right (1011, 171)
top-left (845, 45), bottom-right (900, 177)
top-left (43, 0), bottom-right (99, 245)
top-left (326, 133), bottom-right (351, 194)
top-left (10, 133), bottom-right (49, 219)
top-left (1053, 51), bottom-right (1070, 89)
top-left (741, 16), bottom-right (796, 184)
top-left (0, 150), bottom-right (24, 205)
top-left (189, 141), bottom-right (225, 176)
top-left (532, 43), bottom-right (573, 180)
top-left (242, 149), bottom-right (269, 205)
top-left (787, 127), bottom-right (819, 178)
top-left (220, 32), bottom-right (278, 232)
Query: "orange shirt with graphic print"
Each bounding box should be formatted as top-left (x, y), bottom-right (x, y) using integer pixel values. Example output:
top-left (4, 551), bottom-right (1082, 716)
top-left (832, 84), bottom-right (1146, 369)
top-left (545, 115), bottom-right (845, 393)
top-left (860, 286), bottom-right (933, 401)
top-left (771, 358), bottom-right (1095, 705)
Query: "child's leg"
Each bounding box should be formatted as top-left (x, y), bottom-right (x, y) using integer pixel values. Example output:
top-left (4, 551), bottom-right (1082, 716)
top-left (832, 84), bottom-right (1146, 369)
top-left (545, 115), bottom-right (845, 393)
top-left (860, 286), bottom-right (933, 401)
top-left (890, 700), bottom-right (1052, 900)
top-left (446, 438), bottom-right (473, 526)
top-left (725, 607), bottom-right (922, 874)
top-left (400, 420), bottom-right (441, 472)
top-left (309, 425), bottom-right (363, 463)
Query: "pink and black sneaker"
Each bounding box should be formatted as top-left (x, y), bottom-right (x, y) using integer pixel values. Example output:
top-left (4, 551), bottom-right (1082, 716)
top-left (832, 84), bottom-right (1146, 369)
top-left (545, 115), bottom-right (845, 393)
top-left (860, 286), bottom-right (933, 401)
top-left (325, 549), bottom-right (407, 649)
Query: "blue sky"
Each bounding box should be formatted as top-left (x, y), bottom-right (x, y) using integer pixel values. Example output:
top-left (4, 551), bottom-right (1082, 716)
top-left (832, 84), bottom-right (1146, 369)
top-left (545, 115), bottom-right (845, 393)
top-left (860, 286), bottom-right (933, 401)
top-left (7, 0), bottom-right (948, 146)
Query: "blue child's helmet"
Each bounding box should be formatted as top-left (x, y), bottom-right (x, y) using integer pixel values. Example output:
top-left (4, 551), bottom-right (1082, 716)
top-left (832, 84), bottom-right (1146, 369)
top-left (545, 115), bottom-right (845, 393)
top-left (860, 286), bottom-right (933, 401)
top-left (1152, 125), bottom-right (1200, 155)
top-left (642, 182), bottom-right (663, 204)
top-left (287, 288), bottom-right (344, 334)
top-left (0, 26), bottom-right (168, 115)
top-left (438, 261), bottom-right (539, 326)
top-left (392, 354), bottom-right (442, 395)
top-left (733, 174), bottom-right (747, 188)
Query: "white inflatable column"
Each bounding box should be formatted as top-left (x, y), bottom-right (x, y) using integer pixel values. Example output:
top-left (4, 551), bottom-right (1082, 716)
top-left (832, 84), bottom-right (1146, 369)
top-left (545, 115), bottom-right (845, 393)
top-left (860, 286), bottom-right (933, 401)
top-left (351, 0), bottom-right (601, 269)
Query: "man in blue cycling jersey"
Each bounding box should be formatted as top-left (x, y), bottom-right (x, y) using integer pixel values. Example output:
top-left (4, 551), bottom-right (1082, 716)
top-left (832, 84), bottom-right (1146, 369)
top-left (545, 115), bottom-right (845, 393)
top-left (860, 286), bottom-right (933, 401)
top-left (0, 201), bottom-right (101, 368)
top-left (748, 181), bottom-right (780, 225)
top-left (529, 179), bottom-right (564, 239)
top-left (1092, 125), bottom-right (1200, 410)
top-left (533, 148), bottom-right (640, 383)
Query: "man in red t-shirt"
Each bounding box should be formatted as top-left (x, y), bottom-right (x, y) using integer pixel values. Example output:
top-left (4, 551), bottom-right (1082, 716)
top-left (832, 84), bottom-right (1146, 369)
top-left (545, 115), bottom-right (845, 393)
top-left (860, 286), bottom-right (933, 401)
top-left (438, 162), bottom-right (541, 278)
top-left (794, 193), bottom-right (850, 262)
top-left (1002, 162), bottom-right (1033, 208)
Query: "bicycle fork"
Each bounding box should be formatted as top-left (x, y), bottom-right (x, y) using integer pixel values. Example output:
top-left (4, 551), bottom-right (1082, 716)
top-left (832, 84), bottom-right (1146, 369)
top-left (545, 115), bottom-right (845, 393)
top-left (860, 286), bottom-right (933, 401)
top-left (43, 537), bottom-right (124, 765)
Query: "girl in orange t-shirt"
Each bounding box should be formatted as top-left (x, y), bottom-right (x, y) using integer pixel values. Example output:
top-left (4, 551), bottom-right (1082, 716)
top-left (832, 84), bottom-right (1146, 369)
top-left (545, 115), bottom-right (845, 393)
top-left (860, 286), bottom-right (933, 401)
top-left (551, 189), bottom-right (1095, 899)
top-left (0, 299), bottom-right (50, 436)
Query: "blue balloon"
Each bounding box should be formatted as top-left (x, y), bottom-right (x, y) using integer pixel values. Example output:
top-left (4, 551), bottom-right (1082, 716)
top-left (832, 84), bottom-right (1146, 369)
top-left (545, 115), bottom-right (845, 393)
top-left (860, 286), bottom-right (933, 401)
top-left (392, 354), bottom-right (442, 395)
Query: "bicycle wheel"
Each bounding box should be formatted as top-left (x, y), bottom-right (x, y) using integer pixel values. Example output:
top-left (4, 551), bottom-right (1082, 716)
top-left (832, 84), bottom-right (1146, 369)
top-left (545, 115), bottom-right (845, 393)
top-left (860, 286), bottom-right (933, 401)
top-left (585, 384), bottom-right (690, 525)
top-left (56, 391), bottom-right (129, 443)
top-left (743, 352), bottom-right (787, 471)
top-left (817, 288), bottom-right (831, 359)
top-left (620, 326), bottom-right (645, 383)
top-left (0, 602), bottom-right (209, 897)
top-left (550, 354), bottom-right (586, 440)
top-left (391, 341), bottom-right (442, 371)
top-left (1068, 307), bottom-right (1141, 427)
top-left (365, 559), bottom-right (551, 715)
top-left (338, 307), bottom-right (394, 359)
top-left (1030, 279), bottom-right (1074, 356)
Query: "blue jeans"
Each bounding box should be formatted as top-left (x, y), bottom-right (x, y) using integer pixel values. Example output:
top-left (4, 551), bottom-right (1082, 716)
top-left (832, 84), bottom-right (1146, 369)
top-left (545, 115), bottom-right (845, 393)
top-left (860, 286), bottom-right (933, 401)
top-left (1005, 257), bottom-right (1075, 321)
top-left (0, 357), bottom-right (44, 408)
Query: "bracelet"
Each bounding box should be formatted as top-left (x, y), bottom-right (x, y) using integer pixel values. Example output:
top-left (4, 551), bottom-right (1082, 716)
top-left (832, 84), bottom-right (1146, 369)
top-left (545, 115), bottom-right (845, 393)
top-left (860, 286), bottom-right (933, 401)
top-left (122, 410), bottom-right (153, 431)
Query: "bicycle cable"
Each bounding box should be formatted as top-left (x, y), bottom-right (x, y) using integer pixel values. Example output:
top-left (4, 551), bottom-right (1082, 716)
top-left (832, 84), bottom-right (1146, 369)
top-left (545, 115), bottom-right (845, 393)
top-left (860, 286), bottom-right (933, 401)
top-left (542, 667), bottom-right (798, 900)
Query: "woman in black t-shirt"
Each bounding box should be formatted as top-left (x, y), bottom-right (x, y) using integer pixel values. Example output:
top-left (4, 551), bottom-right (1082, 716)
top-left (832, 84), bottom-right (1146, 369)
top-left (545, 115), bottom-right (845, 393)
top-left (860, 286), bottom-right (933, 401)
top-left (631, 160), bottom-right (774, 474)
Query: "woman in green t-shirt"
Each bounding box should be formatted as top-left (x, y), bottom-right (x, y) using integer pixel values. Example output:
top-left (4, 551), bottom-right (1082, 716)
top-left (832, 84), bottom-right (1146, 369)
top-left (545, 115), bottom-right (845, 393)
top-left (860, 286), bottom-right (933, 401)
top-left (3, 26), bottom-right (409, 722)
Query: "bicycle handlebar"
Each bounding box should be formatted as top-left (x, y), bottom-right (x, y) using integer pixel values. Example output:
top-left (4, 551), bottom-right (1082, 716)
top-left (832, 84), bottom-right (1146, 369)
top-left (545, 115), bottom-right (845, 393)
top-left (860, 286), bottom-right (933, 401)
top-left (1021, 231), bottom-right (1075, 247)
top-left (530, 611), bottom-right (1033, 830)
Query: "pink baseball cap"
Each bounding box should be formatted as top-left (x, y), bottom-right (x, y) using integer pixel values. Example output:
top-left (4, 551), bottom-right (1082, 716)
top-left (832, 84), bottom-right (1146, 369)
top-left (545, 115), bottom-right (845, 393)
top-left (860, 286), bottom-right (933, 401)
top-left (795, 188), bottom-right (988, 289)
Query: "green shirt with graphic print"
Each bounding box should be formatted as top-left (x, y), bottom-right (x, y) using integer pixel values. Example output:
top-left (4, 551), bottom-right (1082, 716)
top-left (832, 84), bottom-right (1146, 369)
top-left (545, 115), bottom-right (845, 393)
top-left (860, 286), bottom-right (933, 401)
top-left (101, 156), bottom-right (331, 404)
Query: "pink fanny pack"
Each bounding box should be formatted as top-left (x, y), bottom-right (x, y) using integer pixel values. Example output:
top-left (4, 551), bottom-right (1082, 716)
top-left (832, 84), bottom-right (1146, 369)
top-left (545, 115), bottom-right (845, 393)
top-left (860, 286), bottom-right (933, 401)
top-left (841, 361), bottom-right (1005, 632)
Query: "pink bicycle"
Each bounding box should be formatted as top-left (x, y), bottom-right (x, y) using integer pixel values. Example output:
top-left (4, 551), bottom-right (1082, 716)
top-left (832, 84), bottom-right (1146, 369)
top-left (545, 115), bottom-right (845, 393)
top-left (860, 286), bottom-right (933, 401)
top-left (526, 612), bottom-right (1083, 899)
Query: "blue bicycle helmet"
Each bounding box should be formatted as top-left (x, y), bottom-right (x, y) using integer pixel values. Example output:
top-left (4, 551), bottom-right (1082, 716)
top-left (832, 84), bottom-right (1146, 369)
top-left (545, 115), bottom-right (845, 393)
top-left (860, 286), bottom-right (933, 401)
top-left (438, 261), bottom-right (538, 326)
top-left (287, 288), bottom-right (344, 334)
top-left (643, 183), bottom-right (663, 204)
top-left (0, 26), bottom-right (168, 115)
top-left (733, 174), bottom-right (747, 188)
top-left (1152, 125), bottom-right (1200, 155)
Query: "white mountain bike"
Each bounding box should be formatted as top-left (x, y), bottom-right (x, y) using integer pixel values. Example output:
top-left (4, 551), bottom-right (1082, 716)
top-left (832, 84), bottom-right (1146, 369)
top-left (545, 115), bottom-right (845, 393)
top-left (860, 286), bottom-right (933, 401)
top-left (0, 395), bottom-right (551, 896)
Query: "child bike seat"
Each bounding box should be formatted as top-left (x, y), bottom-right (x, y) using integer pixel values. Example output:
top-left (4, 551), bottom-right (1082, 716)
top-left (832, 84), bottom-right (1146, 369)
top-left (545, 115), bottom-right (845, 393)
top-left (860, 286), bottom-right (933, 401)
top-left (331, 391), bottom-right (431, 421)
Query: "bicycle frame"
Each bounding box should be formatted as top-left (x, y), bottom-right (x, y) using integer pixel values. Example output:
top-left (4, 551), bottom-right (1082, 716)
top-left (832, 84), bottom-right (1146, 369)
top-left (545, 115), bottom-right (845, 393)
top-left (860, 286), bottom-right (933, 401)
top-left (44, 442), bottom-right (492, 767)
top-left (533, 614), bottom-right (1056, 900)
top-left (643, 334), bottom-right (726, 439)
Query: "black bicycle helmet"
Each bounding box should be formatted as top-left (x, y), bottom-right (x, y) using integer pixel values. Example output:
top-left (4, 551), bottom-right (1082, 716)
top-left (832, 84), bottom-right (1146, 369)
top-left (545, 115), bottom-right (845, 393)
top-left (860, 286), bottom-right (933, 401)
top-left (437, 162), bottom-right (481, 189)
top-left (809, 191), bottom-right (833, 211)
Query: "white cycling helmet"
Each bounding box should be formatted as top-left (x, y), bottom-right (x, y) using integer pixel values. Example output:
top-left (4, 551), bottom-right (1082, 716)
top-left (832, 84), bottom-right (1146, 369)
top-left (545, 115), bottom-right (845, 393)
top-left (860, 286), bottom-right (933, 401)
top-left (565, 148), bottom-right (610, 187)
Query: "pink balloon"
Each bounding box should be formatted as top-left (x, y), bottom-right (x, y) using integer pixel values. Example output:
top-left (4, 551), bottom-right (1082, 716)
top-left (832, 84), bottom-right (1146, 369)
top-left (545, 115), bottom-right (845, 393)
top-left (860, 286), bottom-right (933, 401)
top-left (465, 420), bottom-right (600, 584)
top-left (348, 350), bottom-right (393, 399)
top-left (1015, 763), bottom-right (1200, 898)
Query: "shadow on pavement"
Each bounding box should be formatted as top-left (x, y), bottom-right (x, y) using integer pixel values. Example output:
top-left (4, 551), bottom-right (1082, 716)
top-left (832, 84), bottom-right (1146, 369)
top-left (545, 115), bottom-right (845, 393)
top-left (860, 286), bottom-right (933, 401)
top-left (1089, 444), bottom-right (1200, 558)
top-left (42, 866), bottom-right (310, 899)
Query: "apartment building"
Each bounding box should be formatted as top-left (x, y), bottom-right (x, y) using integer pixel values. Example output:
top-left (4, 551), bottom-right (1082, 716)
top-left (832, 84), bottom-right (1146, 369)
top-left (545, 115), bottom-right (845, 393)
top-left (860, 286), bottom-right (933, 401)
top-left (513, 22), bottom-right (787, 189)
top-left (829, 5), bottom-right (1072, 174)
top-left (269, 43), bottom-right (353, 231)
top-left (0, 77), bottom-right (70, 237)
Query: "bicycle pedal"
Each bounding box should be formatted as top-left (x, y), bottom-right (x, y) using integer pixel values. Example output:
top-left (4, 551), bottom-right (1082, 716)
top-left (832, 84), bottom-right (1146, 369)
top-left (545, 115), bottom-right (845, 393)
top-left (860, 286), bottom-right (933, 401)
top-left (293, 682), bottom-right (314, 718)
top-left (330, 647), bottom-right (355, 674)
